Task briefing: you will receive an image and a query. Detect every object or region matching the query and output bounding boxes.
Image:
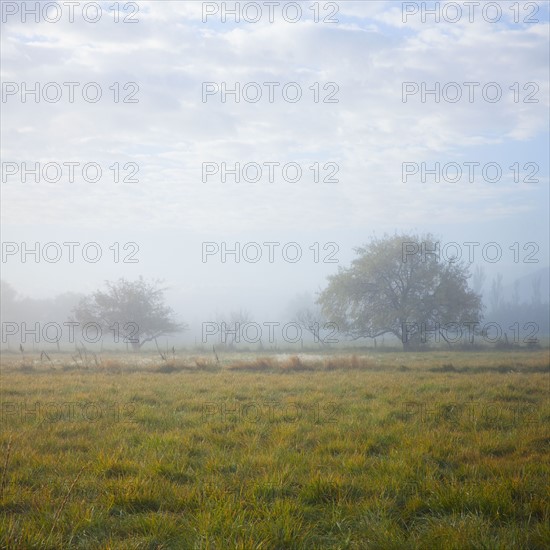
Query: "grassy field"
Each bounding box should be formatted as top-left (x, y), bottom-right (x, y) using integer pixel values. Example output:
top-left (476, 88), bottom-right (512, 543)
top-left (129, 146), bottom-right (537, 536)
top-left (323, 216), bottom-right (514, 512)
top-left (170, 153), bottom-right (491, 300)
top-left (0, 349), bottom-right (549, 549)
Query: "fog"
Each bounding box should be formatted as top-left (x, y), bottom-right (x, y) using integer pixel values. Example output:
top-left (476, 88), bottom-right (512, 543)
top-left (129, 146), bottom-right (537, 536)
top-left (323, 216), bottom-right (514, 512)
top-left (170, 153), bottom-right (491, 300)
top-left (2, 256), bottom-right (549, 351)
top-left (1, 1), bottom-right (549, 350)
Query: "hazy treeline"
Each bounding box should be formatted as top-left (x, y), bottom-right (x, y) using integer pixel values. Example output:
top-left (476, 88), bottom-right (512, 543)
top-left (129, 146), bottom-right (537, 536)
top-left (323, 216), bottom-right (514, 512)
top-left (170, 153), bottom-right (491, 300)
top-left (1, 268), bottom-right (549, 351)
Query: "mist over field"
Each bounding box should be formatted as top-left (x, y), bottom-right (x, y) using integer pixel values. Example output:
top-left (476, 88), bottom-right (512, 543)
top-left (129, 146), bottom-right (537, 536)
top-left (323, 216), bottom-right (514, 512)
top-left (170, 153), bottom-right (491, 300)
top-left (1, 1), bottom-right (549, 548)
top-left (1, 263), bottom-right (550, 350)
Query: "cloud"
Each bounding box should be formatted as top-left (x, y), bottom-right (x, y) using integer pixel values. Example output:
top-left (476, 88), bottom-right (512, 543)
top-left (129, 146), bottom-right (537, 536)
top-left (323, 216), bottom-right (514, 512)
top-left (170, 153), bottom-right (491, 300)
top-left (1, 0), bottom-right (548, 236)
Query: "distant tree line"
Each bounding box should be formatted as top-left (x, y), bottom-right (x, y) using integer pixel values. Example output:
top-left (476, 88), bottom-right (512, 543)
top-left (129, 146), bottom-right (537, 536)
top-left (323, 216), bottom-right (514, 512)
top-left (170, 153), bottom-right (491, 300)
top-left (2, 233), bottom-right (548, 352)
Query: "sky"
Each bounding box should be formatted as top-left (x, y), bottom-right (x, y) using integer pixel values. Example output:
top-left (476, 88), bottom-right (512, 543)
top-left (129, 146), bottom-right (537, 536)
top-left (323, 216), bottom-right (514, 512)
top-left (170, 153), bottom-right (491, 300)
top-left (1, 0), bottom-right (549, 323)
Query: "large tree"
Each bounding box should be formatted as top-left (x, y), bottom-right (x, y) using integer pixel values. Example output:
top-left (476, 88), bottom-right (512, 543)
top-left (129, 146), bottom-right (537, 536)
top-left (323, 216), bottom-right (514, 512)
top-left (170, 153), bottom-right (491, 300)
top-left (73, 277), bottom-right (185, 350)
top-left (317, 234), bottom-right (483, 350)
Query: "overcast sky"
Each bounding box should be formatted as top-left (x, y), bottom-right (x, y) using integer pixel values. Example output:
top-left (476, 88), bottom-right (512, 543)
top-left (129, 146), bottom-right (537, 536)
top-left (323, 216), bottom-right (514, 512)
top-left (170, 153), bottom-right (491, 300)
top-left (1, 0), bottom-right (549, 320)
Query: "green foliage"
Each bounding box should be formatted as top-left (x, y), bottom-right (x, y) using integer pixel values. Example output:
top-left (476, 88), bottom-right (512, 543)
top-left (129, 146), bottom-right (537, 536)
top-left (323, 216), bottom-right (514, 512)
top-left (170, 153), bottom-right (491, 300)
top-left (318, 233), bottom-right (483, 350)
top-left (73, 277), bottom-right (186, 350)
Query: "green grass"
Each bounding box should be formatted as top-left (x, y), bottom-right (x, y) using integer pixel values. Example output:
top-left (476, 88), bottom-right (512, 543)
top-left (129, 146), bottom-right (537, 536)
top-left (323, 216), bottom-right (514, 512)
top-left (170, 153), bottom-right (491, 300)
top-left (0, 349), bottom-right (549, 549)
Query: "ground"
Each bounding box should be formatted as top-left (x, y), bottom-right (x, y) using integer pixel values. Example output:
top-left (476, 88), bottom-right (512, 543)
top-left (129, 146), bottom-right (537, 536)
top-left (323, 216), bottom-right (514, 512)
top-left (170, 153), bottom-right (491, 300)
top-left (0, 349), bottom-right (549, 549)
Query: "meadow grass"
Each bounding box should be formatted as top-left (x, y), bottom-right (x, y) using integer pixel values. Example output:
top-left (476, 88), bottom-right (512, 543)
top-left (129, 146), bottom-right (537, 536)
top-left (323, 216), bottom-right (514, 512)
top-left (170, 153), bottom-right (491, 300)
top-left (0, 349), bottom-right (548, 549)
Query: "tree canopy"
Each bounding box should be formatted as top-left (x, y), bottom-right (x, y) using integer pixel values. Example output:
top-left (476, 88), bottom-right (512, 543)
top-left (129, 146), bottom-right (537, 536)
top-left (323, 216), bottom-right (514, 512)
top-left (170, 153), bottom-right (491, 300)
top-left (73, 277), bottom-right (185, 350)
top-left (317, 233), bottom-right (483, 350)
